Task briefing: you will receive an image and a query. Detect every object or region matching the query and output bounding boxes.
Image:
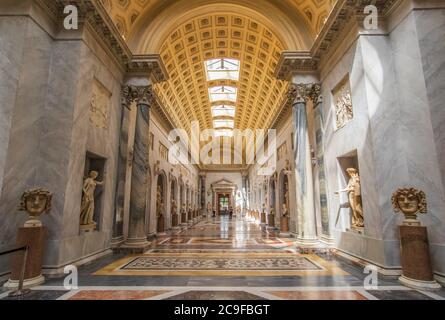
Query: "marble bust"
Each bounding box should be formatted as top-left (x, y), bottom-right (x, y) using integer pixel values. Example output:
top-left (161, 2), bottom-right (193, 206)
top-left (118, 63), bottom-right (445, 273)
top-left (18, 187), bottom-right (52, 228)
top-left (392, 187), bottom-right (427, 226)
top-left (80, 170), bottom-right (103, 228)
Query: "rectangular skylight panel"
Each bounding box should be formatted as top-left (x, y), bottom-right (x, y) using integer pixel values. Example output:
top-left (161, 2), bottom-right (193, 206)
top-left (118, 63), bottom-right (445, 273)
top-left (209, 86), bottom-right (237, 102)
top-left (214, 119), bottom-right (234, 128)
top-left (211, 105), bottom-right (236, 117)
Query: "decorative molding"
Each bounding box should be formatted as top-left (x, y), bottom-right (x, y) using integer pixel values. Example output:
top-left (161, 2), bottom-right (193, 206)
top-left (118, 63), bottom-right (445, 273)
top-left (274, 0), bottom-right (402, 79)
top-left (38, 0), bottom-right (168, 82)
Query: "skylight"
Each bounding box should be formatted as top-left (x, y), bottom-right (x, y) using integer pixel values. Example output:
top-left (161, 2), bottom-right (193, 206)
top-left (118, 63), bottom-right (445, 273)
top-left (215, 129), bottom-right (234, 137)
top-left (211, 105), bottom-right (236, 118)
top-left (214, 119), bottom-right (234, 129)
top-left (205, 58), bottom-right (240, 81)
top-left (209, 86), bottom-right (237, 102)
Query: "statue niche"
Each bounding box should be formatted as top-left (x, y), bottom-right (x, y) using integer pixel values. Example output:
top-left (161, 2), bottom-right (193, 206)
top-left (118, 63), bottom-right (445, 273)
top-left (80, 170), bottom-right (104, 232)
top-left (335, 168), bottom-right (364, 230)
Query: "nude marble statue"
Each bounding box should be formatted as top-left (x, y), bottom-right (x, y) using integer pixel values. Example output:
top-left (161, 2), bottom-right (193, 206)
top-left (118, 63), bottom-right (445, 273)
top-left (80, 171), bottom-right (103, 227)
top-left (335, 168), bottom-right (364, 229)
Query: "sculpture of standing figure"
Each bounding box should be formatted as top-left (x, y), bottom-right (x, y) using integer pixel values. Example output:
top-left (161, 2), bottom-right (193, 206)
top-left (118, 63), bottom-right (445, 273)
top-left (156, 185), bottom-right (163, 217)
top-left (80, 171), bottom-right (103, 227)
top-left (335, 168), bottom-right (364, 228)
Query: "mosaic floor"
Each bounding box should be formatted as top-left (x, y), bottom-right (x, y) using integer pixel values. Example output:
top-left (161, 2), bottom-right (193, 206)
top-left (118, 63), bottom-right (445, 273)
top-left (1, 216), bottom-right (444, 300)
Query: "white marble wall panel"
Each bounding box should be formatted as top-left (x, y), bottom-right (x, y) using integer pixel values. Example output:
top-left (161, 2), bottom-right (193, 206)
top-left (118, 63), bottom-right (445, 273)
top-left (0, 17), bottom-right (27, 194)
top-left (0, 17), bottom-right (53, 250)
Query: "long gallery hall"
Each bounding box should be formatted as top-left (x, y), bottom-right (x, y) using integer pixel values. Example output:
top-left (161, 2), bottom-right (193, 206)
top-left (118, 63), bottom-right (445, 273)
top-left (0, 0), bottom-right (445, 302)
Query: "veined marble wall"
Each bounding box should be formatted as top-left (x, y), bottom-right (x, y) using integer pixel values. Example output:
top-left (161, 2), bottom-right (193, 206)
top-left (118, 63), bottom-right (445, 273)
top-left (247, 117), bottom-right (297, 233)
top-left (319, 3), bottom-right (445, 276)
top-left (414, 8), bottom-right (445, 204)
top-left (0, 5), bottom-right (124, 274)
top-left (147, 113), bottom-right (199, 235)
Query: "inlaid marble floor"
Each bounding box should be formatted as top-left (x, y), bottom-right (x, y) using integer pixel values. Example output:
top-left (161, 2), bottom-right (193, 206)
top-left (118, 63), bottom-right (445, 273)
top-left (1, 216), bottom-right (444, 300)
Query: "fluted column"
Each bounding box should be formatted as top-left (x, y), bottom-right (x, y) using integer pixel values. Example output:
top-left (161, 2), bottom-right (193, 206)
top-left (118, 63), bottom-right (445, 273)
top-left (292, 84), bottom-right (318, 244)
top-left (310, 85), bottom-right (331, 239)
top-left (124, 86), bottom-right (152, 249)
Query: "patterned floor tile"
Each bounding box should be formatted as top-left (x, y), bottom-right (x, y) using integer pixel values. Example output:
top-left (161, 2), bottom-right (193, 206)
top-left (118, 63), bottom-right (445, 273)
top-left (165, 290), bottom-right (264, 300)
top-left (266, 290), bottom-right (368, 300)
top-left (68, 290), bottom-right (170, 300)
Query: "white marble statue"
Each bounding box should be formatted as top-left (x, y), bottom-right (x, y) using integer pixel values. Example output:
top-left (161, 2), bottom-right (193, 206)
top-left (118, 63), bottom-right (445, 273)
top-left (335, 168), bottom-right (364, 228)
top-left (80, 171), bottom-right (103, 226)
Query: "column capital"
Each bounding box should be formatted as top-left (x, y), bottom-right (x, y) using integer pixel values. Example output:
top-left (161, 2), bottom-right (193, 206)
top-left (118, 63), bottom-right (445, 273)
top-left (288, 83), bottom-right (321, 105)
top-left (309, 84), bottom-right (322, 105)
top-left (122, 85), bottom-right (154, 107)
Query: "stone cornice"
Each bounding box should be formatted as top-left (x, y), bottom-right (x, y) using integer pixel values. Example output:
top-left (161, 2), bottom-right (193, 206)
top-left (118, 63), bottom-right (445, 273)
top-left (37, 0), bottom-right (168, 82)
top-left (275, 0), bottom-right (402, 80)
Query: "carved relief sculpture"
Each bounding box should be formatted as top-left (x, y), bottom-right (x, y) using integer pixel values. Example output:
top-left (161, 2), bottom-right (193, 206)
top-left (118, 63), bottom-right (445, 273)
top-left (335, 168), bottom-right (364, 229)
top-left (90, 80), bottom-right (110, 129)
top-left (19, 188), bottom-right (52, 228)
top-left (80, 171), bottom-right (103, 230)
top-left (334, 82), bottom-right (353, 130)
top-left (392, 187), bottom-right (427, 226)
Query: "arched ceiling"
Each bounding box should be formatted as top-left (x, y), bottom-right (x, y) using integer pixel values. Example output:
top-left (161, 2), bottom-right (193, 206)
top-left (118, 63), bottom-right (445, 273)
top-left (99, 0), bottom-right (336, 138)
top-left (153, 13), bottom-right (288, 132)
top-left (101, 0), bottom-right (337, 50)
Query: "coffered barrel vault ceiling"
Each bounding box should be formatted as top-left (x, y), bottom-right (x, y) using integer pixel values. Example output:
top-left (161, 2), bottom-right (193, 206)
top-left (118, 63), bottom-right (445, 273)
top-left (101, 0), bottom-right (337, 133)
top-left (101, 0), bottom-right (337, 42)
top-left (154, 13), bottom-right (288, 132)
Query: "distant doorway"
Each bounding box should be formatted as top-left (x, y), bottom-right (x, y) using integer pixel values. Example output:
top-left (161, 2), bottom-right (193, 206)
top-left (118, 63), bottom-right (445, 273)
top-left (218, 194), bottom-right (230, 215)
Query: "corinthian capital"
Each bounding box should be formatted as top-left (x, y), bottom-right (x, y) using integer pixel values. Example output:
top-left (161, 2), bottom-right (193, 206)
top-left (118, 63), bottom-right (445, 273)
top-left (309, 84), bottom-right (322, 105)
top-left (289, 84), bottom-right (312, 104)
top-left (130, 85), bottom-right (153, 106)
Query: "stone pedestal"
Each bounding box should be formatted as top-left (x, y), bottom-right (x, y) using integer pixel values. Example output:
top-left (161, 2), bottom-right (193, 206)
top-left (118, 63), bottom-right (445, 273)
top-left (281, 216), bottom-right (289, 232)
top-left (80, 223), bottom-right (97, 233)
top-left (399, 225), bottom-right (441, 290)
top-left (268, 214), bottom-right (275, 228)
top-left (157, 215), bottom-right (165, 233)
top-left (261, 212), bottom-right (266, 224)
top-left (172, 214), bottom-right (178, 227)
top-left (4, 227), bottom-right (47, 289)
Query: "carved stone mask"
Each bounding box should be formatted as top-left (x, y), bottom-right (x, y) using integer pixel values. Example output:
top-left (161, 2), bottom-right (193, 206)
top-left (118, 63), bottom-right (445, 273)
top-left (392, 187), bottom-right (427, 219)
top-left (19, 188), bottom-right (52, 216)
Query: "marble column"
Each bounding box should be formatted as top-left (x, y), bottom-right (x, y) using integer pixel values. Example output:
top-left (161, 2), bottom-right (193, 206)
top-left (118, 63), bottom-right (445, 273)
top-left (124, 86), bottom-right (152, 249)
top-left (242, 173), bottom-right (248, 217)
top-left (200, 173), bottom-right (206, 215)
top-left (310, 85), bottom-right (331, 240)
top-left (292, 84), bottom-right (318, 244)
top-left (111, 87), bottom-right (131, 246)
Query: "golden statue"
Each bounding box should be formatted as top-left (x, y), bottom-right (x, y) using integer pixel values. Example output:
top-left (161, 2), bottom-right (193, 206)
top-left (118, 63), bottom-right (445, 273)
top-left (80, 171), bottom-right (103, 227)
top-left (392, 187), bottom-right (427, 226)
top-left (19, 187), bottom-right (52, 227)
top-left (336, 168), bottom-right (364, 228)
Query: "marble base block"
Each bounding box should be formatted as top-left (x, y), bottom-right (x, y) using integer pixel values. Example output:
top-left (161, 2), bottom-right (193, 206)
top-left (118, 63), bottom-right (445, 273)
top-left (399, 225), bottom-right (441, 290)
top-left (261, 212), bottom-right (266, 224)
top-left (268, 214), bottom-right (275, 228)
top-left (4, 227), bottom-right (47, 289)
